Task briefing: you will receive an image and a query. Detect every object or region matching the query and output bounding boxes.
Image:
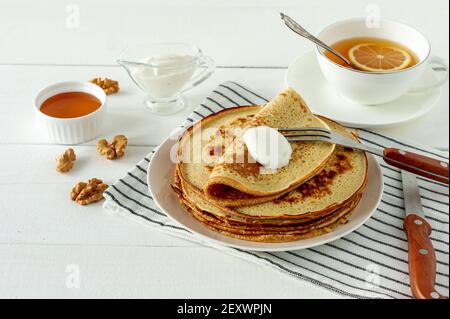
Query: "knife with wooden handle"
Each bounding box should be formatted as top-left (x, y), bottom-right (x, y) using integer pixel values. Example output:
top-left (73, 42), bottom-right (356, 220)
top-left (401, 171), bottom-right (448, 299)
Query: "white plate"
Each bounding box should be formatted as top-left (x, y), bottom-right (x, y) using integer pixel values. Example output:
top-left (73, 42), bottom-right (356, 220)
top-left (148, 134), bottom-right (384, 252)
top-left (286, 51), bottom-right (441, 129)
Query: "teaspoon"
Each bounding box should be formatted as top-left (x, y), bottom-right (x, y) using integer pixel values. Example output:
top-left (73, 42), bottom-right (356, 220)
top-left (280, 13), bottom-right (354, 67)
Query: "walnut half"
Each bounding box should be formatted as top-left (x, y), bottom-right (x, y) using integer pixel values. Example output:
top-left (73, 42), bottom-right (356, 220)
top-left (71, 178), bottom-right (109, 205)
top-left (56, 148), bottom-right (76, 173)
top-left (97, 135), bottom-right (128, 160)
top-left (90, 77), bottom-right (119, 95)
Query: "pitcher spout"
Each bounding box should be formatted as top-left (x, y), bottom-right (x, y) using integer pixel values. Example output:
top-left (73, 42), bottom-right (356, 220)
top-left (117, 59), bottom-right (134, 73)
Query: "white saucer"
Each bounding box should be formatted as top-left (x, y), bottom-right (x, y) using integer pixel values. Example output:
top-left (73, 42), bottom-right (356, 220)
top-left (148, 135), bottom-right (384, 252)
top-left (286, 51), bottom-right (441, 128)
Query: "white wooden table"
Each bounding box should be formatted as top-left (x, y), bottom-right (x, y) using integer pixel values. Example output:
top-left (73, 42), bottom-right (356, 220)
top-left (0, 0), bottom-right (448, 298)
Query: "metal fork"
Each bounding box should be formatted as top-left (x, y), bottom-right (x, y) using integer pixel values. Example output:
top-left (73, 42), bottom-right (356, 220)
top-left (279, 127), bottom-right (449, 184)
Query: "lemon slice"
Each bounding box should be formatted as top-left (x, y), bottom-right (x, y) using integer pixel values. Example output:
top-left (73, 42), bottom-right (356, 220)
top-left (348, 43), bottom-right (412, 72)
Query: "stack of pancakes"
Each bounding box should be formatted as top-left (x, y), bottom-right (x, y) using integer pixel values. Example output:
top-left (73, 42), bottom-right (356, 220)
top-left (173, 88), bottom-right (368, 242)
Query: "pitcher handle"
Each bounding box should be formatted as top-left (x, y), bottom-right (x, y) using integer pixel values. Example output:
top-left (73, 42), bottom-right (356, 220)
top-left (181, 55), bottom-right (215, 94)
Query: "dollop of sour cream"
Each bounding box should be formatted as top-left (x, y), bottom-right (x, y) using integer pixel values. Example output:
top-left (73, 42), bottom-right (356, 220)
top-left (243, 126), bottom-right (292, 170)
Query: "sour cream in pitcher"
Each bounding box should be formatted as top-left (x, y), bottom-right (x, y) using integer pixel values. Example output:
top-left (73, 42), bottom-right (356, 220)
top-left (131, 54), bottom-right (196, 98)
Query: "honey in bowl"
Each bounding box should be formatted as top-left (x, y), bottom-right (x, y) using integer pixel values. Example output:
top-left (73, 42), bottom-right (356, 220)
top-left (325, 37), bottom-right (420, 72)
top-left (40, 92), bottom-right (102, 119)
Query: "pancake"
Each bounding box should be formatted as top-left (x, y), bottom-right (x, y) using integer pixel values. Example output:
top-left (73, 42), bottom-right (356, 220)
top-left (178, 176), bottom-right (362, 231)
top-left (188, 197), bottom-right (359, 234)
top-left (224, 117), bottom-right (369, 219)
top-left (173, 88), bottom-right (369, 243)
top-left (177, 106), bottom-right (268, 206)
top-left (177, 88), bottom-right (336, 207)
top-left (182, 200), bottom-right (357, 243)
top-left (176, 168), bottom-right (346, 226)
top-left (204, 88), bottom-right (336, 204)
top-left (175, 169), bottom-right (363, 242)
top-left (177, 117), bottom-right (368, 221)
top-left (177, 168), bottom-right (342, 225)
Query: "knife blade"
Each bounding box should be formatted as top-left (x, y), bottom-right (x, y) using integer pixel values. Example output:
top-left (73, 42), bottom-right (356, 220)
top-left (401, 170), bottom-right (447, 299)
top-left (402, 171), bottom-right (426, 217)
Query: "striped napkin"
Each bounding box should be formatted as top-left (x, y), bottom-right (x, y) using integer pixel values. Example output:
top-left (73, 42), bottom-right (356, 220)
top-left (103, 82), bottom-right (449, 299)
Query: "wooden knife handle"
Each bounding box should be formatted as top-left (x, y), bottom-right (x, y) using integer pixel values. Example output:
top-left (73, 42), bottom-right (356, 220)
top-left (384, 148), bottom-right (449, 184)
top-left (404, 215), bottom-right (447, 299)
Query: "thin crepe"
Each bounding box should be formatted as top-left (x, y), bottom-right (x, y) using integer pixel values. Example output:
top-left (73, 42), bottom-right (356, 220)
top-left (178, 88), bottom-right (335, 207)
top-left (181, 199), bottom-right (359, 243)
top-left (177, 115), bottom-right (368, 220)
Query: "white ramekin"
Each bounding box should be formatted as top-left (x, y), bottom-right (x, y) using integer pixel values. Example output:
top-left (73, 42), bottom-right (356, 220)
top-left (34, 81), bottom-right (107, 144)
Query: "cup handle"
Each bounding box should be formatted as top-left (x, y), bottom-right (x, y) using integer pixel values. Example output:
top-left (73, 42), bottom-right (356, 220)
top-left (409, 56), bottom-right (449, 93)
top-left (181, 55), bottom-right (215, 94)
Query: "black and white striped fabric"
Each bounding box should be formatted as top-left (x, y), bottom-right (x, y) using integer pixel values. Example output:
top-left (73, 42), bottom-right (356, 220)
top-left (103, 82), bottom-right (449, 299)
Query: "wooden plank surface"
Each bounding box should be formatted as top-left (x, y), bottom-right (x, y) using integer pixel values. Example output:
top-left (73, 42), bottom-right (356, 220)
top-left (1, 0), bottom-right (448, 67)
top-left (0, 0), bottom-right (448, 299)
top-left (0, 245), bottom-right (337, 298)
top-left (0, 65), bottom-right (448, 148)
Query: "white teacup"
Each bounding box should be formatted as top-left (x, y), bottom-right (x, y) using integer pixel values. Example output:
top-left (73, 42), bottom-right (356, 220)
top-left (316, 18), bottom-right (449, 105)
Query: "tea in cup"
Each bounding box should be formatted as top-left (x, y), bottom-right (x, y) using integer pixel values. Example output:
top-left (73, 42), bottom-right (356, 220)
top-left (316, 19), bottom-right (449, 105)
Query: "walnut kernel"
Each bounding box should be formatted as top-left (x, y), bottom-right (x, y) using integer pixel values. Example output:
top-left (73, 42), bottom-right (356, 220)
top-left (97, 135), bottom-right (128, 160)
top-left (56, 148), bottom-right (76, 173)
top-left (90, 77), bottom-right (119, 95)
top-left (71, 178), bottom-right (108, 205)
